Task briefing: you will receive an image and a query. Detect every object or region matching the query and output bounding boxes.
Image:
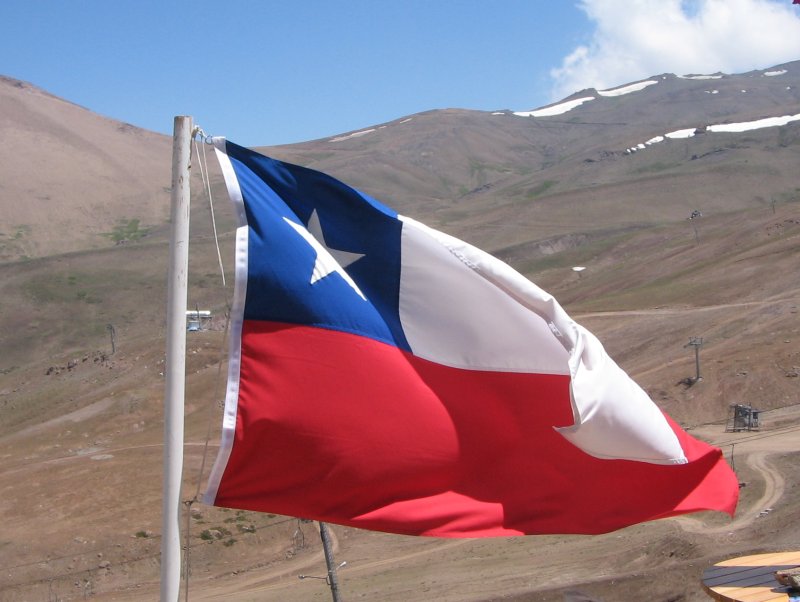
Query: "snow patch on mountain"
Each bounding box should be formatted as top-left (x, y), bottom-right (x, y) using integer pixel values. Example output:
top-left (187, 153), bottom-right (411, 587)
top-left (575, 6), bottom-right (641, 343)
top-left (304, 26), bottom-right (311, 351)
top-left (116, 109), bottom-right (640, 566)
top-left (625, 114), bottom-right (800, 153)
top-left (514, 96), bottom-right (595, 117)
top-left (597, 80), bottom-right (658, 97)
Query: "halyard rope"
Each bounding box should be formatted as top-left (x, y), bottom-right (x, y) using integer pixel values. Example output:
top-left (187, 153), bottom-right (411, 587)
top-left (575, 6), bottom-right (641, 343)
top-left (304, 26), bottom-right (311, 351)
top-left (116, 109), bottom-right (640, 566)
top-left (194, 129), bottom-right (226, 287)
top-left (182, 127), bottom-right (233, 602)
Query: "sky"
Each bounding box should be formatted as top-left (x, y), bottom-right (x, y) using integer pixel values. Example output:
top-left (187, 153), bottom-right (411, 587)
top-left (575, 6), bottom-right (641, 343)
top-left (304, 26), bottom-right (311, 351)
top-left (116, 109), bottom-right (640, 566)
top-left (1, 0), bottom-right (800, 147)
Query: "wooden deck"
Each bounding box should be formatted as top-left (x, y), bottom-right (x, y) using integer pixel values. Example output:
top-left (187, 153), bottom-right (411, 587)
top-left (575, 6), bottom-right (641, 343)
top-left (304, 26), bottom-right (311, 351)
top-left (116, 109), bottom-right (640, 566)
top-left (702, 552), bottom-right (800, 602)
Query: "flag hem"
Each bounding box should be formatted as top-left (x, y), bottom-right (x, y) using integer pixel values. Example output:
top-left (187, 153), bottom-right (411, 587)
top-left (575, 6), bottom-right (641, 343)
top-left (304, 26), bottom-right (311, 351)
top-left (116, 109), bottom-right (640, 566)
top-left (203, 139), bottom-right (249, 505)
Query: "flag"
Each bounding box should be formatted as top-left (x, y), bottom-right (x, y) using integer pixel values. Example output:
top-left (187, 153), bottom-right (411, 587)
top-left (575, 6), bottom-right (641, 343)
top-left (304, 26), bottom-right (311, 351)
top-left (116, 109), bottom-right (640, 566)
top-left (203, 139), bottom-right (738, 537)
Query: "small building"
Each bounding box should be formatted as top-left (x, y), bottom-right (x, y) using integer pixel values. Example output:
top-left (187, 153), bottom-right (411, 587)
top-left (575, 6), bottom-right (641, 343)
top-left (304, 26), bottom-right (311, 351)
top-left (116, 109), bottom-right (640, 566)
top-left (186, 309), bottom-right (212, 332)
top-left (725, 404), bottom-right (760, 432)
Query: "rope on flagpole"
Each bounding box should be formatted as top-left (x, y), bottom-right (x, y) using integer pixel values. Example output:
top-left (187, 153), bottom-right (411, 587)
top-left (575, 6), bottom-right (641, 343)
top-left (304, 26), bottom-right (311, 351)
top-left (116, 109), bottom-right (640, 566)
top-left (193, 128), bottom-right (226, 287)
top-left (185, 126), bottom-right (233, 504)
top-left (180, 126), bottom-right (233, 602)
top-left (187, 303), bottom-right (231, 505)
top-left (180, 299), bottom-right (232, 601)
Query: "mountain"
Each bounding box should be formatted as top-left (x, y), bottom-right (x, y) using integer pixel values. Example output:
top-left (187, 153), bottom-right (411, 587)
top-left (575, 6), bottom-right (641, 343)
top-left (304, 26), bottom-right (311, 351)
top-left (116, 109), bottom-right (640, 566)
top-left (0, 75), bottom-right (173, 260)
top-left (2, 62), bottom-right (799, 261)
top-left (263, 60), bottom-right (800, 256)
top-left (0, 61), bottom-right (799, 601)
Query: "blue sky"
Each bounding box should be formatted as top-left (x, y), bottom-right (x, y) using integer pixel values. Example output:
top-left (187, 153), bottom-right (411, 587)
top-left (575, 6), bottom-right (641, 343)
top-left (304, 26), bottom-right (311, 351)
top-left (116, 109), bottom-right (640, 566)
top-left (2, 1), bottom-right (800, 146)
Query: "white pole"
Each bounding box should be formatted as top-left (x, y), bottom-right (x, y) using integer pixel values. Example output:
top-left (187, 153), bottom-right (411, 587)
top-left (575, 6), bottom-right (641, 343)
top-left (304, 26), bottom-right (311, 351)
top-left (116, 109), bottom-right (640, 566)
top-left (161, 115), bottom-right (192, 602)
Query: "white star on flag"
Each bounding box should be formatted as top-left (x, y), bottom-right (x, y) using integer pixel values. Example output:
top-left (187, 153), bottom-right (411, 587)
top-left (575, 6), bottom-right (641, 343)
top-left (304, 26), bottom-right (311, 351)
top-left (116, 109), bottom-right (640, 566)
top-left (283, 211), bottom-right (366, 300)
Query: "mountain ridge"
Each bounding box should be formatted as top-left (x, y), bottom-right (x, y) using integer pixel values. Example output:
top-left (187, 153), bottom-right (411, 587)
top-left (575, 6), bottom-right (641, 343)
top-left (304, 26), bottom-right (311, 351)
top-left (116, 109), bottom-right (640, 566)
top-left (1, 60), bottom-right (799, 260)
top-left (0, 60), bottom-right (799, 601)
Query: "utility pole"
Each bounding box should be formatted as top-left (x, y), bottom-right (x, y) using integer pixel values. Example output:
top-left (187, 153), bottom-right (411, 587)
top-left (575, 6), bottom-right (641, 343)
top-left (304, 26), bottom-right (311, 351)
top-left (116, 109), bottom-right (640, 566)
top-left (319, 522), bottom-right (342, 602)
top-left (107, 323), bottom-right (116, 355)
top-left (299, 522), bottom-right (345, 601)
top-left (685, 337), bottom-right (704, 382)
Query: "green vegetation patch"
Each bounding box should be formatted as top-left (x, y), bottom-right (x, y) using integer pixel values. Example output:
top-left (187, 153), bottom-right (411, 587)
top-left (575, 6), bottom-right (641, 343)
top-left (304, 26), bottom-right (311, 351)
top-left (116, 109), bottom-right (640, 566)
top-left (103, 218), bottom-right (151, 244)
top-left (13, 224), bottom-right (31, 239)
top-left (772, 187), bottom-right (800, 205)
top-left (469, 159), bottom-right (512, 178)
top-left (24, 271), bottom-right (110, 304)
top-left (525, 179), bottom-right (558, 199)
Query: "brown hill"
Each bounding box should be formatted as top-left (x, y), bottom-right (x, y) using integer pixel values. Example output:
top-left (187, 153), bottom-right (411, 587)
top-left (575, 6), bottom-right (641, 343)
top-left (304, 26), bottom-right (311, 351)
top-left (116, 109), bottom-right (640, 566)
top-left (263, 60), bottom-right (800, 253)
top-left (0, 75), bottom-right (173, 260)
top-left (0, 62), bottom-right (799, 601)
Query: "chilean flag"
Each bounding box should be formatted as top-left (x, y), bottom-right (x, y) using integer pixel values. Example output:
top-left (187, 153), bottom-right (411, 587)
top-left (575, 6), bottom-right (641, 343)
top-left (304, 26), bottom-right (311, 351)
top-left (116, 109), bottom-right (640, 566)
top-left (203, 139), bottom-right (738, 537)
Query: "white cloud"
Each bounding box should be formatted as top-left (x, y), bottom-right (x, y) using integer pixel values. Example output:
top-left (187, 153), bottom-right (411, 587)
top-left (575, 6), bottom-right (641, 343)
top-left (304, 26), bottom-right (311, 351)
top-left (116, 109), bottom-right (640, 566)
top-left (550, 0), bottom-right (800, 100)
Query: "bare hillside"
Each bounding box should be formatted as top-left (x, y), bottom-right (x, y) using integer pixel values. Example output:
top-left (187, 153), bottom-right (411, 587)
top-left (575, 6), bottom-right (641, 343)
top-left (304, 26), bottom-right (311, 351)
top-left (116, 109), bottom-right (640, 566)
top-left (262, 60), bottom-right (800, 255)
top-left (0, 76), bottom-right (173, 260)
top-left (0, 62), bottom-right (799, 601)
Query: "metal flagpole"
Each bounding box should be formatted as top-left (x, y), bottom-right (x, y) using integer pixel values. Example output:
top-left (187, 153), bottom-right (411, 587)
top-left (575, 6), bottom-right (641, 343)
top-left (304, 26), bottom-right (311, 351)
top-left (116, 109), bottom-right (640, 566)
top-left (161, 115), bottom-right (193, 602)
top-left (319, 522), bottom-right (343, 602)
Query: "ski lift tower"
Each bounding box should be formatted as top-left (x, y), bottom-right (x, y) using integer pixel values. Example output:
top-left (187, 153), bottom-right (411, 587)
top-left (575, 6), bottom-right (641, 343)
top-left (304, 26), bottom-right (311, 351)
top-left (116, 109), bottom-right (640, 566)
top-left (684, 337), bottom-right (704, 382)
